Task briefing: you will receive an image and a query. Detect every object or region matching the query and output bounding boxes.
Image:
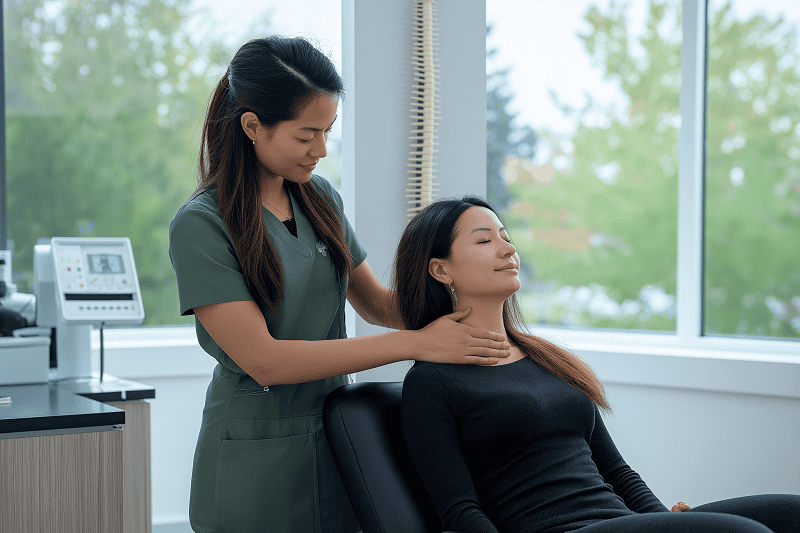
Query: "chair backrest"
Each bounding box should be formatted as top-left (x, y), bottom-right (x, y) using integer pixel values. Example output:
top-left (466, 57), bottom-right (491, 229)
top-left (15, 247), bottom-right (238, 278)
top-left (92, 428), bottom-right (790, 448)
top-left (323, 381), bottom-right (444, 533)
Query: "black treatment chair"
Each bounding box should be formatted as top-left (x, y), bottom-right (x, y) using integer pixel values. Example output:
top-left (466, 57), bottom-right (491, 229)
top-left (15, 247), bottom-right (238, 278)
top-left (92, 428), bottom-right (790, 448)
top-left (323, 381), bottom-right (458, 533)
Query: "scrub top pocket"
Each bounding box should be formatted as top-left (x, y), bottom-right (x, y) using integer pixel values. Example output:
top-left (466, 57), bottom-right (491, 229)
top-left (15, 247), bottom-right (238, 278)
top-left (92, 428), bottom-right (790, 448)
top-left (211, 433), bottom-right (320, 533)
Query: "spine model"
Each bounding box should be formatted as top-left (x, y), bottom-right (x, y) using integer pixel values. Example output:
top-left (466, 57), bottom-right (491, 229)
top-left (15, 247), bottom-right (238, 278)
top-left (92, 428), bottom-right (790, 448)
top-left (407, 0), bottom-right (440, 220)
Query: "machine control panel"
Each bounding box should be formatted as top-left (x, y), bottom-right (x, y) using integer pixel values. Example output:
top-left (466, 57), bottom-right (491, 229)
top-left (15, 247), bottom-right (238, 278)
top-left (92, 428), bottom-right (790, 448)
top-left (50, 237), bottom-right (144, 325)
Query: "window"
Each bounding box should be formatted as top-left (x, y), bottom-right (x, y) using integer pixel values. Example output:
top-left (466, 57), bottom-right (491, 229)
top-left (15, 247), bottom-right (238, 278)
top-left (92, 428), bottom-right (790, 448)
top-left (704, 0), bottom-right (800, 339)
top-left (5, 0), bottom-right (342, 326)
top-left (487, 0), bottom-right (681, 331)
top-left (488, 0), bottom-right (800, 340)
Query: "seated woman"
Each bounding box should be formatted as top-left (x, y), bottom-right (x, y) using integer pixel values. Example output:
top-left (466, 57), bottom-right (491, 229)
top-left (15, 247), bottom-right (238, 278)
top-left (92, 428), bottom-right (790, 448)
top-left (396, 196), bottom-right (800, 533)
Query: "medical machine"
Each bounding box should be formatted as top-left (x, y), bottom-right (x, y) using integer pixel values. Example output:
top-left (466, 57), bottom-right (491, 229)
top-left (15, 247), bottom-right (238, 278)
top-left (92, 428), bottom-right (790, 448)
top-left (31, 237), bottom-right (145, 381)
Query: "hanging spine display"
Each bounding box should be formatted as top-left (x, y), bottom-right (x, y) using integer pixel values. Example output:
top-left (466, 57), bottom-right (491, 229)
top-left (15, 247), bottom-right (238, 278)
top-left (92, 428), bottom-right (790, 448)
top-left (407, 0), bottom-right (440, 220)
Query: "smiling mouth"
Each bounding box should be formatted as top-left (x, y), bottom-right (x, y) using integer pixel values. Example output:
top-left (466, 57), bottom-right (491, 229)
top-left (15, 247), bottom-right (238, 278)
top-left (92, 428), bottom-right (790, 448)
top-left (496, 266), bottom-right (518, 271)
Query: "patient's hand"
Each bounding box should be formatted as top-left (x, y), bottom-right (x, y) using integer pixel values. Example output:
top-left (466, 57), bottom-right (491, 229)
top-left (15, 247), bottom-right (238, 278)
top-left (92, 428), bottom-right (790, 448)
top-left (670, 501), bottom-right (691, 512)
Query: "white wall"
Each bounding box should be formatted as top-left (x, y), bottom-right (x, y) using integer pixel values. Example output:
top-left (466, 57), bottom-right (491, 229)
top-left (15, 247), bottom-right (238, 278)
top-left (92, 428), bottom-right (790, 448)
top-left (100, 327), bottom-right (215, 532)
top-left (142, 375), bottom-right (210, 527)
top-left (97, 0), bottom-right (799, 530)
top-left (598, 382), bottom-right (800, 506)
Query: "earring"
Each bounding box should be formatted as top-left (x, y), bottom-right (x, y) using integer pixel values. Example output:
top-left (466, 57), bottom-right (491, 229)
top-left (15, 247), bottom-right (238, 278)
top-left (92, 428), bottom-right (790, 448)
top-left (450, 284), bottom-right (457, 306)
top-left (252, 140), bottom-right (255, 146)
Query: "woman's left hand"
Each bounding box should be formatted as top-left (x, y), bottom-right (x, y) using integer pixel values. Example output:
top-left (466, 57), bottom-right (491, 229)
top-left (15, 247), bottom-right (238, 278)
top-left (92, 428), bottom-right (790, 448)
top-left (670, 501), bottom-right (691, 512)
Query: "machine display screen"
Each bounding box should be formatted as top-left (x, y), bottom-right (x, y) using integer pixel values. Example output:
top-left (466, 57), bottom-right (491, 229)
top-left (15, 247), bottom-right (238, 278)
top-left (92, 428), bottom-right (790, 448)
top-left (87, 253), bottom-right (126, 275)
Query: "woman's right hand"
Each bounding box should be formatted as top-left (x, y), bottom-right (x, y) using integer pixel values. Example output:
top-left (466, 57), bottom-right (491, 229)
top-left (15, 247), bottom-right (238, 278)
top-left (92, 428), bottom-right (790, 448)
top-left (414, 307), bottom-right (511, 365)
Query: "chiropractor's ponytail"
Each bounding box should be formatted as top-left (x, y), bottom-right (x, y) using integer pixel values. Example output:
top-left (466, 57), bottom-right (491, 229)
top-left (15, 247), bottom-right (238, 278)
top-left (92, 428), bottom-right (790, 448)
top-left (196, 36), bottom-right (353, 314)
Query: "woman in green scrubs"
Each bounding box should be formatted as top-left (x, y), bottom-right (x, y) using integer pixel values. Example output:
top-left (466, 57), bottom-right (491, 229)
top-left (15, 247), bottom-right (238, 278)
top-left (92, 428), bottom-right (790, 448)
top-left (168, 36), bottom-right (511, 533)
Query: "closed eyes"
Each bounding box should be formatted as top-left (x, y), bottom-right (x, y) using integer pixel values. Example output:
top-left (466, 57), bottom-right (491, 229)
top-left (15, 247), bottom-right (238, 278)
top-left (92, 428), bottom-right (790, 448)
top-left (477, 238), bottom-right (512, 244)
top-left (298, 129), bottom-right (331, 143)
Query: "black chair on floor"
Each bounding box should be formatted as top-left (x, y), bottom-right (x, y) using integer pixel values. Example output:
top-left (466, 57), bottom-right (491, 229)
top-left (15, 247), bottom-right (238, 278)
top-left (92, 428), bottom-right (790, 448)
top-left (323, 381), bottom-right (458, 533)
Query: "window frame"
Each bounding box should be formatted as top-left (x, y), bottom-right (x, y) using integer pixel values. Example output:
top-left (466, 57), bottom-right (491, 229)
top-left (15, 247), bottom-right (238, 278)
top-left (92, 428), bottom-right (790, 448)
top-left (677, 0), bottom-right (707, 342)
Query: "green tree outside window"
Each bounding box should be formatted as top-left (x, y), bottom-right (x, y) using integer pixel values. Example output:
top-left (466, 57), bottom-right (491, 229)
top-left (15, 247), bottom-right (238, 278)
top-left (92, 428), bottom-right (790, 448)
top-left (6, 0), bottom-right (271, 326)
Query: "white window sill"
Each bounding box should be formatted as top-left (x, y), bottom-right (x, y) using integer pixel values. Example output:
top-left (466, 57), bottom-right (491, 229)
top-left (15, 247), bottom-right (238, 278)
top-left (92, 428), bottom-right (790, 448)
top-left (92, 325), bottom-right (800, 399)
top-left (531, 326), bottom-right (800, 399)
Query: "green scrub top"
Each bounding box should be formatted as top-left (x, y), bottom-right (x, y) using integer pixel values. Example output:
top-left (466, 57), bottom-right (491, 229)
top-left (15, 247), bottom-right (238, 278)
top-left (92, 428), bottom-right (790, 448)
top-left (169, 175), bottom-right (366, 533)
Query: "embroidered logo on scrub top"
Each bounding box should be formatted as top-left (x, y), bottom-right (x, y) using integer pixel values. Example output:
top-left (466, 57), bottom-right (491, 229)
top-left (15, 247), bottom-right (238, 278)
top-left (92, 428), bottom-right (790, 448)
top-left (316, 241), bottom-right (328, 256)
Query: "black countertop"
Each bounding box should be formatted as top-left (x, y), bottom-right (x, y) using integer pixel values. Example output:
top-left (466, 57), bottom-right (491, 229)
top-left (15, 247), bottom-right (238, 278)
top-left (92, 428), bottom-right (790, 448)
top-left (0, 376), bottom-right (155, 435)
top-left (55, 374), bottom-right (156, 402)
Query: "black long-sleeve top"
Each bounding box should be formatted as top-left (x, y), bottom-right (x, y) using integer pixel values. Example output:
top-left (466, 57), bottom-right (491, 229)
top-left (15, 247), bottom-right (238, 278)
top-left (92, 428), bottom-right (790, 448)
top-left (400, 356), bottom-right (668, 533)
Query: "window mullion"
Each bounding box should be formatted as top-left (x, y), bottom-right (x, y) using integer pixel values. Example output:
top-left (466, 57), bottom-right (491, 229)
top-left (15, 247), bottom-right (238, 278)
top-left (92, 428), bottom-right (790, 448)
top-left (677, 0), bottom-right (707, 342)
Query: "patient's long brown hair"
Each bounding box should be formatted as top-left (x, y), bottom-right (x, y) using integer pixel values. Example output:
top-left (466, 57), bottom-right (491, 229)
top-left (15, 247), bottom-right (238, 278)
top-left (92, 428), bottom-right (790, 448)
top-left (392, 196), bottom-right (610, 412)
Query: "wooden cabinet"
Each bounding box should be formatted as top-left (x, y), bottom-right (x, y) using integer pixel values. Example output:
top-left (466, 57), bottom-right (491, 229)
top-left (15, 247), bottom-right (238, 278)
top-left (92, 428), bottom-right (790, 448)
top-left (0, 377), bottom-right (154, 533)
top-left (108, 400), bottom-right (152, 533)
top-left (0, 426), bottom-right (123, 533)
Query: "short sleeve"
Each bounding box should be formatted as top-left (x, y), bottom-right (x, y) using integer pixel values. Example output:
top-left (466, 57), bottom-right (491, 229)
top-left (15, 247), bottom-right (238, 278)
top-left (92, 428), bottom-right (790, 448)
top-left (168, 199), bottom-right (254, 316)
top-left (309, 175), bottom-right (367, 269)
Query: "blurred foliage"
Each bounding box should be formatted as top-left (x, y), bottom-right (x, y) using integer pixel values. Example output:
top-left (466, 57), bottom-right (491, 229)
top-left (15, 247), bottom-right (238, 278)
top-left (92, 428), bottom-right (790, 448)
top-left (487, 24), bottom-right (537, 212)
top-left (6, 0), bottom-right (273, 326)
top-left (704, 1), bottom-right (800, 338)
top-left (490, 0), bottom-right (800, 339)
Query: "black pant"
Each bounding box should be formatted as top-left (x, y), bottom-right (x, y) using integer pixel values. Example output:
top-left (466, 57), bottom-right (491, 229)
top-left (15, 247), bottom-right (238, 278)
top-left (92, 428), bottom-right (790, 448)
top-left (573, 494), bottom-right (800, 533)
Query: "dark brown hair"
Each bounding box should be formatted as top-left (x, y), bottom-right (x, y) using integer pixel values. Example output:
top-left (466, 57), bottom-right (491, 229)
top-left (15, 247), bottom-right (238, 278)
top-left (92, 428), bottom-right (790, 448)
top-left (392, 196), bottom-right (610, 411)
top-left (196, 36), bottom-right (353, 314)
